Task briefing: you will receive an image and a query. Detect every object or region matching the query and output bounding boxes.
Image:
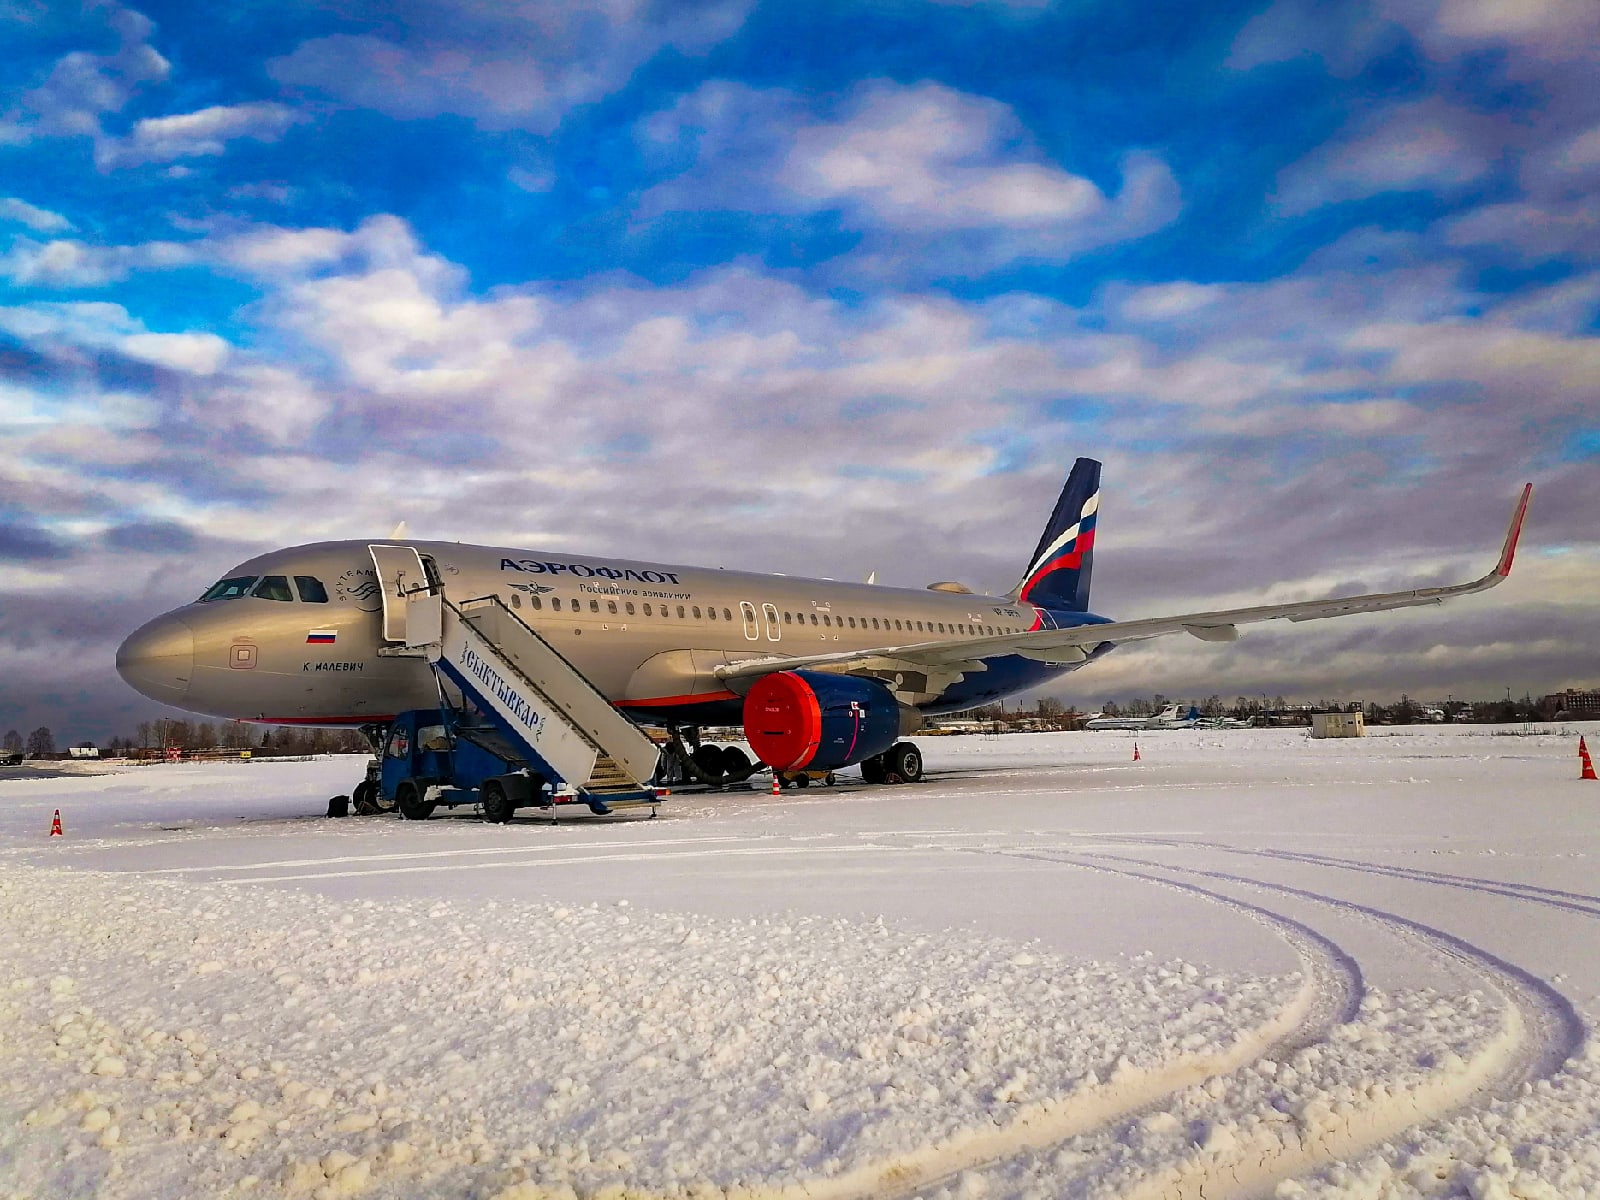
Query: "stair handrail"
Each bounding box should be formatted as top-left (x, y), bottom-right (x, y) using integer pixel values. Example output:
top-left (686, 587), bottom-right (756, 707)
top-left (444, 594), bottom-right (658, 783)
top-left (448, 594), bottom-right (639, 726)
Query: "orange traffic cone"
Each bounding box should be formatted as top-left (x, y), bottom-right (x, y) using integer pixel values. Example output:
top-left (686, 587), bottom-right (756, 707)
top-left (772, 772), bottom-right (782, 795)
top-left (1581, 737), bottom-right (1597, 781)
top-left (1132, 743), bottom-right (1141, 761)
top-left (49, 810), bottom-right (62, 837)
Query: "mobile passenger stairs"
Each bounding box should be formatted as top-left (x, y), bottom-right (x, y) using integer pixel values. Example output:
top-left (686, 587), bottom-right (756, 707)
top-left (367, 545), bottom-right (664, 823)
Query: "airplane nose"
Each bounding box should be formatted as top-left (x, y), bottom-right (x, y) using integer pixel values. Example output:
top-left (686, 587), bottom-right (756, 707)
top-left (116, 614), bottom-right (195, 705)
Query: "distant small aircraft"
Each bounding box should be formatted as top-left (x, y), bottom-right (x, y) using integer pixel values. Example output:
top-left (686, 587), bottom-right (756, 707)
top-left (117, 460), bottom-right (1531, 808)
top-left (1085, 703), bottom-right (1200, 730)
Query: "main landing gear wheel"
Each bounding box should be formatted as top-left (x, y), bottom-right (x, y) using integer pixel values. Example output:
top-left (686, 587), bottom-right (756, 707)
top-left (692, 744), bottom-right (727, 783)
top-left (884, 741), bottom-right (924, 784)
top-left (480, 780), bottom-right (516, 824)
top-left (720, 746), bottom-right (752, 779)
top-left (859, 754), bottom-right (888, 784)
top-left (396, 780), bottom-right (436, 821)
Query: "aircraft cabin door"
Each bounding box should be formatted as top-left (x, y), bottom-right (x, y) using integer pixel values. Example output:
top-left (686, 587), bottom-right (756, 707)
top-left (761, 602), bottom-right (781, 642)
top-left (369, 544), bottom-right (443, 648)
top-left (739, 601), bottom-right (759, 641)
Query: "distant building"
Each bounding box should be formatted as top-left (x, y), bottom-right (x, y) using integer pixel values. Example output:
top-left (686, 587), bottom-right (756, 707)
top-left (1311, 712), bottom-right (1365, 738)
top-left (1544, 688), bottom-right (1600, 719)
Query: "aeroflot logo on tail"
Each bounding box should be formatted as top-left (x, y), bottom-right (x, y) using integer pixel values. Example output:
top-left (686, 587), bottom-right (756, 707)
top-left (501, 558), bottom-right (682, 585)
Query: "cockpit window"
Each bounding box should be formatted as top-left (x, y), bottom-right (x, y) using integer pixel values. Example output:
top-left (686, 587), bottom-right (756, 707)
top-left (199, 576), bottom-right (258, 602)
top-left (251, 575), bottom-right (294, 602)
top-left (294, 576), bottom-right (329, 603)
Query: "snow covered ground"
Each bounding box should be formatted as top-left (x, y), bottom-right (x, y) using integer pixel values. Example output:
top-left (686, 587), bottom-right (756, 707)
top-left (3, 724), bottom-right (1600, 1199)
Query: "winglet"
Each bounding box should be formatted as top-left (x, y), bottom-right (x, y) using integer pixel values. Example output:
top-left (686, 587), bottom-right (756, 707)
top-left (1495, 483), bottom-right (1533, 578)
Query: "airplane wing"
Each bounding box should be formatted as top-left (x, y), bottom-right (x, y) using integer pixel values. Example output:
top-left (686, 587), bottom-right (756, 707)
top-left (715, 484), bottom-right (1532, 699)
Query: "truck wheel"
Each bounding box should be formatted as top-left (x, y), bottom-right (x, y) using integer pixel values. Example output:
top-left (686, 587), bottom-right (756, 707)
top-left (396, 780), bottom-right (435, 821)
top-left (480, 780), bottom-right (516, 824)
top-left (886, 742), bottom-right (924, 783)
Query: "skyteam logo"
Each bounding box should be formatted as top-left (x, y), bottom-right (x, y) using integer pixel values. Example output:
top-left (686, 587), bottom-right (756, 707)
top-left (336, 567), bottom-right (384, 612)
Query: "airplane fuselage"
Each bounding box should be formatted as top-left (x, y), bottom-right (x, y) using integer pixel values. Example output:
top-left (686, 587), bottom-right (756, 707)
top-left (117, 539), bottom-right (1111, 728)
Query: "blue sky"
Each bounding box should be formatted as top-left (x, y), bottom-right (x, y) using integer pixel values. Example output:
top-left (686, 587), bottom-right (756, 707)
top-left (2, 0), bottom-right (1598, 741)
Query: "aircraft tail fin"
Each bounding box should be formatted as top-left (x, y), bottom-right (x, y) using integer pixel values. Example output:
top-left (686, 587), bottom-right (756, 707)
top-left (1009, 458), bottom-right (1100, 611)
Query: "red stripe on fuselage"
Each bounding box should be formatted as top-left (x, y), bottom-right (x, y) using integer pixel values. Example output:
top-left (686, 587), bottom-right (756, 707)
top-left (618, 690), bottom-right (739, 707)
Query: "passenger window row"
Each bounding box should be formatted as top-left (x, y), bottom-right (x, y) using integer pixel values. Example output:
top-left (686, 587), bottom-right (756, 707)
top-left (198, 574), bottom-right (328, 603)
top-left (515, 595), bottom-right (740, 621)
top-left (504, 590), bottom-right (1010, 638)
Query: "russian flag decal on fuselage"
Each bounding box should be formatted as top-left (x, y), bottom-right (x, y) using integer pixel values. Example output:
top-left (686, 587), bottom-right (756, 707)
top-left (306, 629), bottom-right (337, 644)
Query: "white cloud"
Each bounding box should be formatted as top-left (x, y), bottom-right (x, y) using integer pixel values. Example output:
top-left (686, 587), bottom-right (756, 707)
top-left (1304, 397), bottom-right (1417, 431)
top-left (98, 102), bottom-right (300, 168)
top-left (1518, 120), bottom-right (1600, 198)
top-left (267, 0), bottom-right (750, 133)
top-left (119, 331), bottom-right (230, 375)
top-left (216, 216), bottom-right (466, 298)
top-left (1231, 0), bottom-right (1600, 77)
top-left (640, 81), bottom-right (1180, 273)
top-left (218, 226), bottom-right (352, 273)
top-left (1443, 197), bottom-right (1600, 262)
top-left (199, 366), bottom-right (329, 445)
top-left (1347, 320), bottom-right (1600, 398)
top-left (780, 84), bottom-right (1104, 230)
top-left (1423, 0), bottom-right (1600, 59)
top-left (0, 197), bottom-right (73, 233)
top-left (0, 300), bottom-right (140, 344)
top-left (1228, 0), bottom-right (1403, 75)
top-left (1119, 282), bottom-right (1224, 321)
top-left (1274, 98), bottom-right (1503, 214)
top-left (12, 5), bottom-right (168, 144)
top-left (0, 237), bottom-right (195, 287)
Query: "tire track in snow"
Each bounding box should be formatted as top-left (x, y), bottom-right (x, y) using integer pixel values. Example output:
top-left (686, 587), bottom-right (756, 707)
top-left (1097, 834), bottom-right (1600, 918)
top-left (767, 846), bottom-right (1364, 1200)
top-left (1065, 849), bottom-right (1584, 1200)
top-left (1087, 849), bottom-right (1583, 1081)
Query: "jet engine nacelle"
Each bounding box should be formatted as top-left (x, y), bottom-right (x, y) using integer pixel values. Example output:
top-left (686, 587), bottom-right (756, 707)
top-left (743, 670), bottom-right (919, 771)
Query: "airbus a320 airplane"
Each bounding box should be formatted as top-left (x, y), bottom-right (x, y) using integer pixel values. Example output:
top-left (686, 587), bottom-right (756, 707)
top-left (117, 460), bottom-right (1531, 809)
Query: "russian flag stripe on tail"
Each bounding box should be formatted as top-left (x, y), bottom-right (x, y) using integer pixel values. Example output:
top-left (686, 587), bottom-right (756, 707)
top-left (1009, 458), bottom-right (1101, 612)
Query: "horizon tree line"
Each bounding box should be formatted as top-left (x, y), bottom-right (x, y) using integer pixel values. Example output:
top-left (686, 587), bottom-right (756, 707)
top-left (3, 722), bottom-right (369, 758)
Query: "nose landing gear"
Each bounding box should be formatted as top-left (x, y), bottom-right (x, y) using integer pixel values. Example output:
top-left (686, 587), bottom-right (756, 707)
top-left (351, 721), bottom-right (396, 814)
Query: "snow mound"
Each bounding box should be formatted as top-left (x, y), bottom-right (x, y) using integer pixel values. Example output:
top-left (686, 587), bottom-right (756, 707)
top-left (0, 866), bottom-right (1297, 1198)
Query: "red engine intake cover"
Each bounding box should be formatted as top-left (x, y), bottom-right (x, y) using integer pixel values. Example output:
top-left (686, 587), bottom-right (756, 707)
top-left (743, 671), bottom-right (823, 770)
